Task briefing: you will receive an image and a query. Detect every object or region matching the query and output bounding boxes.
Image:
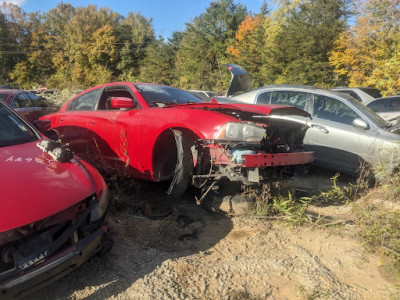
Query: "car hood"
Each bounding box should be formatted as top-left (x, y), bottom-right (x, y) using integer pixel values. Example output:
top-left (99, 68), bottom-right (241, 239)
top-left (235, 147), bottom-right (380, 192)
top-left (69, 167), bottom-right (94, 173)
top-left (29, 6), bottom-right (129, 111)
top-left (0, 139), bottom-right (97, 232)
top-left (170, 102), bottom-right (311, 119)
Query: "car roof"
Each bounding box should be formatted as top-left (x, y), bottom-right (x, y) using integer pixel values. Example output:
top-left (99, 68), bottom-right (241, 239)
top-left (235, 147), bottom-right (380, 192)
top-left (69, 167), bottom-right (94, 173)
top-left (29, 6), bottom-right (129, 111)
top-left (0, 89), bottom-right (23, 95)
top-left (232, 84), bottom-right (355, 101)
top-left (332, 87), bottom-right (376, 90)
top-left (243, 84), bottom-right (342, 94)
top-left (374, 95), bottom-right (400, 100)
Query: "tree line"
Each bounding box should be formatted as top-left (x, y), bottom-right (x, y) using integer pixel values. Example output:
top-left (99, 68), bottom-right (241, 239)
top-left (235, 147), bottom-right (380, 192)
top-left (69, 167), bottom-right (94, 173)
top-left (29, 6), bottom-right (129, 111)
top-left (0, 0), bottom-right (399, 95)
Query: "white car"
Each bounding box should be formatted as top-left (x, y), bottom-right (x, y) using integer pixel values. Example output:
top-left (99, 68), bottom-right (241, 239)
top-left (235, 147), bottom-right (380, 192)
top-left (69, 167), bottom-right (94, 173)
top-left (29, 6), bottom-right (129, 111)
top-left (331, 87), bottom-right (382, 103)
top-left (366, 96), bottom-right (400, 125)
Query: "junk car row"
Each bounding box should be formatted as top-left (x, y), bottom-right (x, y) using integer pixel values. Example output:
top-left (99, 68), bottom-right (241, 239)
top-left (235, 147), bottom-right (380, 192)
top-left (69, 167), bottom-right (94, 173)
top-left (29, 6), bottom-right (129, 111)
top-left (2, 64), bottom-right (400, 298)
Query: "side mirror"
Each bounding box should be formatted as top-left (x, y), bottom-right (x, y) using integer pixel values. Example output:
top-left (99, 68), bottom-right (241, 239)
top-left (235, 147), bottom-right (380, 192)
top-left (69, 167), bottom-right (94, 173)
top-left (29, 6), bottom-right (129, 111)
top-left (34, 119), bottom-right (51, 133)
top-left (353, 118), bottom-right (369, 130)
top-left (111, 97), bottom-right (137, 109)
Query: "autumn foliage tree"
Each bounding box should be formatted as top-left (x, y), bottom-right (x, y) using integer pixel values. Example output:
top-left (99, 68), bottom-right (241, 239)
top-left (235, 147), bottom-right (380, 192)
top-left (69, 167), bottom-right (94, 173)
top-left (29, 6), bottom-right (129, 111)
top-left (330, 0), bottom-right (400, 95)
top-left (267, 0), bottom-right (350, 87)
top-left (116, 12), bottom-right (155, 81)
top-left (0, 0), bottom-right (399, 94)
top-left (227, 11), bottom-right (267, 87)
top-left (175, 0), bottom-right (247, 92)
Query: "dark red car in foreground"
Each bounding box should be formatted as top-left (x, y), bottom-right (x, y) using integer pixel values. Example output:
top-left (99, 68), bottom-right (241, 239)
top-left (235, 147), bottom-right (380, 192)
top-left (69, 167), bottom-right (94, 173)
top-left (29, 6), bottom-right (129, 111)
top-left (38, 82), bottom-right (313, 204)
top-left (0, 89), bottom-right (51, 123)
top-left (0, 102), bottom-right (111, 299)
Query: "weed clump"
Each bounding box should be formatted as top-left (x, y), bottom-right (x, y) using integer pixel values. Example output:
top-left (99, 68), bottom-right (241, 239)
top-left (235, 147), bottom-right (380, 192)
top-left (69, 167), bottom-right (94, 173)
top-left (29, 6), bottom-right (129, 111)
top-left (353, 168), bottom-right (400, 283)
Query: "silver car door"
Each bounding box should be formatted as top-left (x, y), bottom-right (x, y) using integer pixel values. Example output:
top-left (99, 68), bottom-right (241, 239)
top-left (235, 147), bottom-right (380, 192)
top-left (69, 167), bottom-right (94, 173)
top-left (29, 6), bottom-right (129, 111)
top-left (304, 94), bottom-right (380, 173)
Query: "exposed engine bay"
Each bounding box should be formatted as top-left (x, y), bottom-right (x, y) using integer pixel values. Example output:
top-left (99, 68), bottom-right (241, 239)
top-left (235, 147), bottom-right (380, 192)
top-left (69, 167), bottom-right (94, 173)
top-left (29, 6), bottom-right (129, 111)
top-left (190, 111), bottom-right (313, 202)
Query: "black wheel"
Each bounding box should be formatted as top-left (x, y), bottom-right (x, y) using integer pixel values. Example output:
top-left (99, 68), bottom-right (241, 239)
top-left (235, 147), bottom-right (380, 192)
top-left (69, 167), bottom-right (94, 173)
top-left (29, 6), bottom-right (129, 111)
top-left (144, 129), bottom-right (194, 218)
top-left (166, 129), bottom-right (194, 197)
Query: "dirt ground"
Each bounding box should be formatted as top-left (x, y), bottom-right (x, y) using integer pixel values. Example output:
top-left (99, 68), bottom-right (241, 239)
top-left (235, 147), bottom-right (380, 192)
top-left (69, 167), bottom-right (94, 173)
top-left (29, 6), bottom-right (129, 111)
top-left (29, 169), bottom-right (399, 300)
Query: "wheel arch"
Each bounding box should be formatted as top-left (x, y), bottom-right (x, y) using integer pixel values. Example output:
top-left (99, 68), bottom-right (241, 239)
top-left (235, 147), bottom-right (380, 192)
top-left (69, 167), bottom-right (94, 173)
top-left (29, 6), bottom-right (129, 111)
top-left (152, 127), bottom-right (199, 183)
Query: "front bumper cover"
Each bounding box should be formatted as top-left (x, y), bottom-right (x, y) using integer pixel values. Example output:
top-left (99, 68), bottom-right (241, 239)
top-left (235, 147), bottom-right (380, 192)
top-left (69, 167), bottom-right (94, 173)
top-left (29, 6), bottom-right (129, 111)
top-left (0, 226), bottom-right (108, 300)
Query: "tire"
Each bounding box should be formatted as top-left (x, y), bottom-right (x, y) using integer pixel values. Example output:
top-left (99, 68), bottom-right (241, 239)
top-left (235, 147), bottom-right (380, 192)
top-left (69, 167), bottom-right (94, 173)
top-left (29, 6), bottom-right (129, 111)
top-left (166, 129), bottom-right (194, 197)
top-left (144, 130), bottom-right (194, 218)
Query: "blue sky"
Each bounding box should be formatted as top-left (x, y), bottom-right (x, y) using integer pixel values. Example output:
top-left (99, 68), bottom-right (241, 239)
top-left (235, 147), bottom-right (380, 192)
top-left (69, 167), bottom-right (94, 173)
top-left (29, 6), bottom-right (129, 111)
top-left (1, 0), bottom-right (267, 38)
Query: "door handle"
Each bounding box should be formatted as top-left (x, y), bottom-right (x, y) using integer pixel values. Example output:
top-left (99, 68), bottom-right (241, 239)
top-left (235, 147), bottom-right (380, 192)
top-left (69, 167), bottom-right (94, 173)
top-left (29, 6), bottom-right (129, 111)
top-left (88, 121), bottom-right (96, 125)
top-left (311, 124), bottom-right (329, 134)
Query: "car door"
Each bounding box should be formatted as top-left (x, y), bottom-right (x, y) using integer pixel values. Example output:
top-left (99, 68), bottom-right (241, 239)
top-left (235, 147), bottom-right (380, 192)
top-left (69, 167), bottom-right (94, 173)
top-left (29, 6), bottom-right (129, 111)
top-left (83, 85), bottom-right (141, 171)
top-left (304, 93), bottom-right (380, 173)
top-left (255, 90), bottom-right (312, 131)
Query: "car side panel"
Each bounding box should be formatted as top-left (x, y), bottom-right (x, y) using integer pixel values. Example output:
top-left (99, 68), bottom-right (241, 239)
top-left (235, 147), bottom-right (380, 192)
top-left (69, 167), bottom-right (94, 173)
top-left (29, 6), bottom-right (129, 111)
top-left (304, 118), bottom-right (379, 172)
top-left (134, 108), bottom-right (236, 179)
top-left (49, 111), bottom-right (91, 155)
top-left (84, 110), bottom-right (140, 175)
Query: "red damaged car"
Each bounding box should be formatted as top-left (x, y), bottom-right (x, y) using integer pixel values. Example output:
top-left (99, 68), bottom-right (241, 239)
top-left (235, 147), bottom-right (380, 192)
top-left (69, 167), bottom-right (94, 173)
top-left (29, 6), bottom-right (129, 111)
top-left (0, 102), bottom-right (111, 299)
top-left (0, 89), bottom-right (51, 123)
top-left (38, 82), bottom-right (313, 207)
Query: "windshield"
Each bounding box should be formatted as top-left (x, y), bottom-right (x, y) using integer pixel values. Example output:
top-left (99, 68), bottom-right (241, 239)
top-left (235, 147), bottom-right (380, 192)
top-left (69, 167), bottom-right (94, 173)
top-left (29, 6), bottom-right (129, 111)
top-left (360, 88), bottom-right (382, 99)
top-left (0, 104), bottom-right (38, 147)
top-left (135, 84), bottom-right (205, 107)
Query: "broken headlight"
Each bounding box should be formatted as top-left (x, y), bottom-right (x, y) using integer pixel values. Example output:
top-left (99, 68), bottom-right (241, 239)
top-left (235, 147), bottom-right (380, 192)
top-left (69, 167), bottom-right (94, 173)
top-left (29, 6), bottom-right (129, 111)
top-left (214, 122), bottom-right (266, 142)
top-left (90, 187), bottom-right (109, 223)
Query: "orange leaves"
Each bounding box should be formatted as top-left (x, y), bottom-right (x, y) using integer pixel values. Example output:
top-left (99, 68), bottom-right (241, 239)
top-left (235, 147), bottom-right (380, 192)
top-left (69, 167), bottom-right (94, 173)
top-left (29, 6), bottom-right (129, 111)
top-left (227, 15), bottom-right (261, 59)
top-left (329, 0), bottom-right (400, 94)
top-left (235, 15), bottom-right (260, 42)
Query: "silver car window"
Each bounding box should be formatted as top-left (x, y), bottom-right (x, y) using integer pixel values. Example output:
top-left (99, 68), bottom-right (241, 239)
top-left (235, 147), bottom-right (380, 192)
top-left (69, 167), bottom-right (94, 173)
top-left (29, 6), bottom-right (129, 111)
top-left (313, 95), bottom-right (359, 126)
top-left (256, 92), bottom-right (272, 104)
top-left (271, 91), bottom-right (307, 110)
top-left (390, 98), bottom-right (400, 111)
top-left (344, 96), bottom-right (388, 127)
top-left (368, 99), bottom-right (388, 112)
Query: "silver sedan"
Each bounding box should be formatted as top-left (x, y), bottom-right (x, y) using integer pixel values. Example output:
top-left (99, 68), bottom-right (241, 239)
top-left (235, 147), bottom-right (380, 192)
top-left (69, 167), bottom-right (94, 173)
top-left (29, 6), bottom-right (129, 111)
top-left (217, 84), bottom-right (400, 175)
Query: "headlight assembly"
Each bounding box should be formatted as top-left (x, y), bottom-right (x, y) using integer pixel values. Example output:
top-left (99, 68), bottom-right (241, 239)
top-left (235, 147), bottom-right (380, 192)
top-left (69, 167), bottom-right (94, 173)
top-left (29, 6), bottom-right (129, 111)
top-left (214, 122), bottom-right (266, 142)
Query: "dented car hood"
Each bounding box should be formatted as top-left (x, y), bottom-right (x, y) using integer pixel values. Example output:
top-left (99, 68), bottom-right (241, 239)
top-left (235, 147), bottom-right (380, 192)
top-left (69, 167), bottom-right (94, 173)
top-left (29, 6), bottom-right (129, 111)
top-left (169, 102), bottom-right (311, 119)
top-left (0, 139), bottom-right (97, 232)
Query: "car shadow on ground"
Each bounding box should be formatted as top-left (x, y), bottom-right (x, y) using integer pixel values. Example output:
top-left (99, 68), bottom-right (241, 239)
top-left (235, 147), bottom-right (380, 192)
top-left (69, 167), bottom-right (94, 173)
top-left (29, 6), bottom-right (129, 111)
top-left (27, 166), bottom-right (359, 299)
top-left (28, 186), bottom-right (233, 299)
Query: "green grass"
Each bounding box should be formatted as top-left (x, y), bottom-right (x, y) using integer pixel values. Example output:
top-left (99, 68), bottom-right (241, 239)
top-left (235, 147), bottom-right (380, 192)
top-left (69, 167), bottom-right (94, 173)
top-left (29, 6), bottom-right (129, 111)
top-left (249, 169), bottom-right (400, 284)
